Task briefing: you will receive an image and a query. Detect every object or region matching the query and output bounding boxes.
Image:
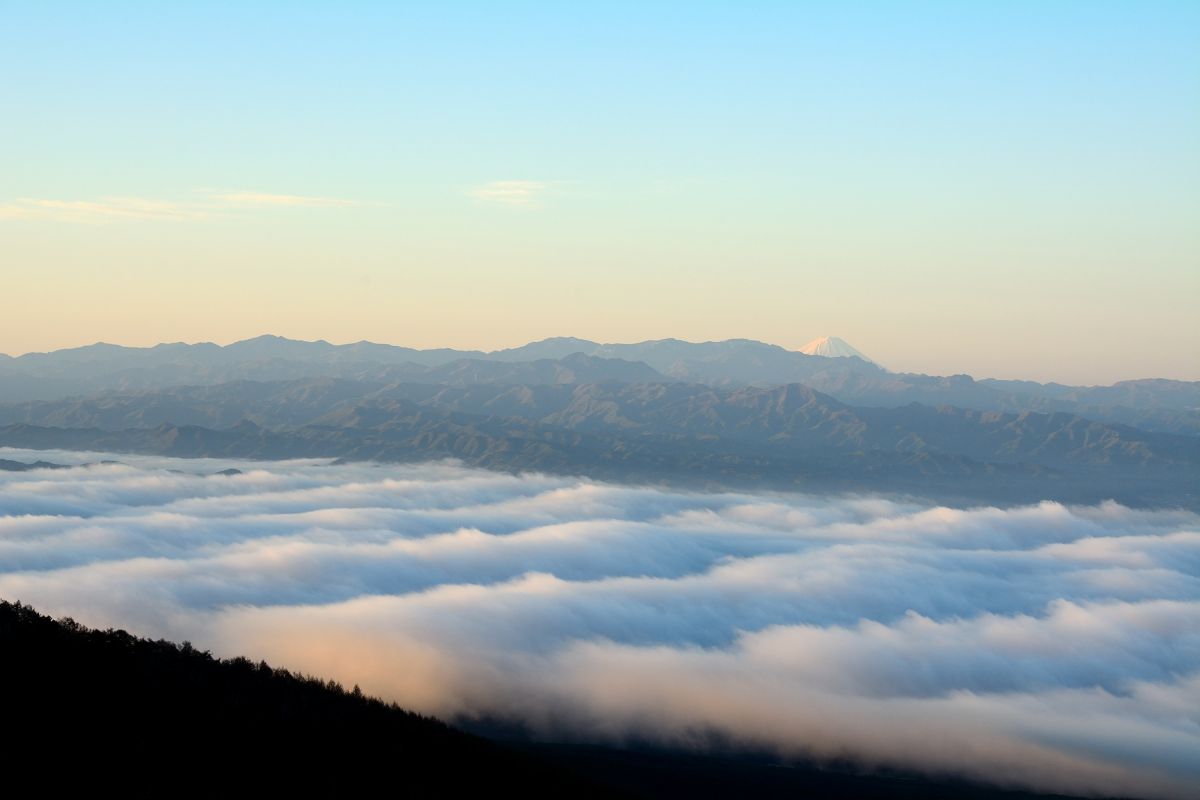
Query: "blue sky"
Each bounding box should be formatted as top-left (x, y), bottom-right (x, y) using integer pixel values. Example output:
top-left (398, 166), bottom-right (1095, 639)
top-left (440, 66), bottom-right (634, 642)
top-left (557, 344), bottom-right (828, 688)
top-left (2, 1), bottom-right (1197, 382)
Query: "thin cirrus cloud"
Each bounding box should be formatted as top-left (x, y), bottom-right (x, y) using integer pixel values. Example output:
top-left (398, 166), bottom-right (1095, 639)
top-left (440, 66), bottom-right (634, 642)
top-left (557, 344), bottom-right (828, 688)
top-left (0, 191), bottom-right (362, 223)
top-left (0, 449), bottom-right (1197, 800)
top-left (0, 196), bottom-right (211, 223)
top-left (468, 180), bottom-right (556, 205)
top-left (207, 191), bottom-right (362, 208)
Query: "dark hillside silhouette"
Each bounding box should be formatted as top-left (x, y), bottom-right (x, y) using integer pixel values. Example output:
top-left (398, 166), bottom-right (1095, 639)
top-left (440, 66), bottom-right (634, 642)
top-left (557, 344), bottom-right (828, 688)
top-left (0, 600), bottom-right (616, 798)
top-left (0, 600), bottom-right (1129, 800)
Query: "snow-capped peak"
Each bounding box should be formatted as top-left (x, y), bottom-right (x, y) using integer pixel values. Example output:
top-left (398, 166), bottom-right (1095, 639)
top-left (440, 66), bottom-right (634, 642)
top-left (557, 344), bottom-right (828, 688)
top-left (799, 336), bottom-right (879, 365)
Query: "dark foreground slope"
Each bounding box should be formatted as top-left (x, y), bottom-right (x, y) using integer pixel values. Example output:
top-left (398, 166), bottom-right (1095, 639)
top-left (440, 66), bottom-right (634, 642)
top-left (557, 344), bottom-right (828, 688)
top-left (0, 601), bottom-right (1130, 800)
top-left (0, 600), bottom-right (615, 799)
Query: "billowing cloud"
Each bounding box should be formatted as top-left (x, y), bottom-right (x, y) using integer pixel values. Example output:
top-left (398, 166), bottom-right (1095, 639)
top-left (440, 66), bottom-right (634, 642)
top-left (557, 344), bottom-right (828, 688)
top-left (468, 180), bottom-right (554, 205)
top-left (0, 448), bottom-right (1197, 799)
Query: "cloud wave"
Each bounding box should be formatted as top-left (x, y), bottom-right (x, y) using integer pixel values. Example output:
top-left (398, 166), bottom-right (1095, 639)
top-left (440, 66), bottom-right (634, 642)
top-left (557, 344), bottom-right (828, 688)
top-left (0, 448), bottom-right (1196, 798)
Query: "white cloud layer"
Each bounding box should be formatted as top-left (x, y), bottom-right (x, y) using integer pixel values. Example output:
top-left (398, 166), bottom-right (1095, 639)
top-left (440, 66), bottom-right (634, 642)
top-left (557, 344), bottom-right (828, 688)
top-left (1, 448), bottom-right (1197, 799)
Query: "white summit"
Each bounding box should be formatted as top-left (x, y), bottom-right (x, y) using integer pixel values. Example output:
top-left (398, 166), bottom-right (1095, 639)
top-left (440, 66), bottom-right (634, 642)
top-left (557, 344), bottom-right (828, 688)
top-left (799, 336), bottom-right (879, 365)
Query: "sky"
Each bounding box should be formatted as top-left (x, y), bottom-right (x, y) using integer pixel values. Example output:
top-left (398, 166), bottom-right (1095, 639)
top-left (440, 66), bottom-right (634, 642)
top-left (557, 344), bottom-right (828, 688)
top-left (1, 451), bottom-right (1197, 798)
top-left (2, 1), bottom-right (1197, 384)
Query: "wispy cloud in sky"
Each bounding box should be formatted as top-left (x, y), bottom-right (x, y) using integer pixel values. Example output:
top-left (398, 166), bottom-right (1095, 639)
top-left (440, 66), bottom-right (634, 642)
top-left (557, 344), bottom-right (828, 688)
top-left (208, 191), bottom-right (362, 208)
top-left (0, 196), bottom-right (210, 223)
top-left (1, 451), bottom-right (1196, 799)
top-left (468, 180), bottom-right (555, 206)
top-left (0, 191), bottom-right (362, 223)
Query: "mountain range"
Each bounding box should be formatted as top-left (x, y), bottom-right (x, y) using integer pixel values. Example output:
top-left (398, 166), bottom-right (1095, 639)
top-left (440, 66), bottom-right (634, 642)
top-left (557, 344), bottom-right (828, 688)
top-left (2, 335), bottom-right (1196, 430)
top-left (1, 335), bottom-right (1195, 508)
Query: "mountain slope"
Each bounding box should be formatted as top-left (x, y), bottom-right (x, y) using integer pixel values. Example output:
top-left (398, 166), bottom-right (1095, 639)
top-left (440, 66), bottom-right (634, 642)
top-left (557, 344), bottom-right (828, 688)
top-left (0, 600), bottom-right (614, 798)
top-left (0, 600), bottom-right (1100, 800)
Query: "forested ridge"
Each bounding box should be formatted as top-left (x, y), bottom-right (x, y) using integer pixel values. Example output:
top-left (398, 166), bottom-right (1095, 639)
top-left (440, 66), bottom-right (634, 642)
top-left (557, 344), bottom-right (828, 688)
top-left (0, 600), bottom-right (616, 798)
top-left (0, 599), bottom-right (1120, 799)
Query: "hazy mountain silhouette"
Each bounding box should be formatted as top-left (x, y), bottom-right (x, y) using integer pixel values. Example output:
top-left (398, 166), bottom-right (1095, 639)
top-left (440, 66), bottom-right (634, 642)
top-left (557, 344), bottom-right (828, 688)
top-left (0, 458), bottom-right (64, 472)
top-left (1, 336), bottom-right (1195, 506)
top-left (2, 337), bottom-right (1194, 435)
top-left (1, 379), bottom-right (1194, 507)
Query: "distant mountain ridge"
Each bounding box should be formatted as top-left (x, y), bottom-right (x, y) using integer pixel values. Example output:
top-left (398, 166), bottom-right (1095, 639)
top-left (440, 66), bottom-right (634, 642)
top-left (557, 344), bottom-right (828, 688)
top-left (1, 335), bottom-right (1195, 433)
top-left (1, 377), bottom-right (1195, 507)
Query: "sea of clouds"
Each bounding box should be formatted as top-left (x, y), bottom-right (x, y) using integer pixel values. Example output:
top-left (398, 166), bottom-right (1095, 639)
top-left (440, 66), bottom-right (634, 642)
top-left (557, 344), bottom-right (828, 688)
top-left (1, 448), bottom-right (1197, 798)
